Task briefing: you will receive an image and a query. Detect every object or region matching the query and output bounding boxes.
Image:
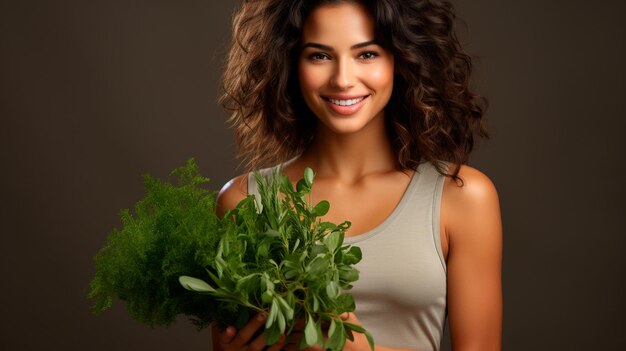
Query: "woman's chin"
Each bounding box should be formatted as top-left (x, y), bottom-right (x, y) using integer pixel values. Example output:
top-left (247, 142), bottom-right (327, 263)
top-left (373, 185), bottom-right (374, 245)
top-left (319, 120), bottom-right (370, 136)
top-left (316, 112), bottom-right (383, 137)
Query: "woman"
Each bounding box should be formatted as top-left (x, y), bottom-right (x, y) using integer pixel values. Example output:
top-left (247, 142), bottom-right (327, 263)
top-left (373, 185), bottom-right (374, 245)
top-left (215, 0), bottom-right (502, 350)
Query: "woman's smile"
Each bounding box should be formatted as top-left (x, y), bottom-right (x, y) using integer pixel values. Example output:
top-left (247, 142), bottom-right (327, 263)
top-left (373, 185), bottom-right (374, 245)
top-left (322, 95), bottom-right (370, 115)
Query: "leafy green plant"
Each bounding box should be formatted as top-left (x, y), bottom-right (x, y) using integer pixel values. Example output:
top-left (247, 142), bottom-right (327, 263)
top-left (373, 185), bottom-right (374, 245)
top-left (88, 159), bottom-right (373, 350)
top-left (88, 159), bottom-right (223, 327)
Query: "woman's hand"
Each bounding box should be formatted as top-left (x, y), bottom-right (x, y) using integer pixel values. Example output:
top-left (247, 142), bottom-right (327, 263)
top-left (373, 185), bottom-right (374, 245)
top-left (213, 313), bottom-right (287, 351)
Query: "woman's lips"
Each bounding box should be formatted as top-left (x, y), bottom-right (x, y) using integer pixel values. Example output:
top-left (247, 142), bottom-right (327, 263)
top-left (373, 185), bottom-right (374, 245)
top-left (322, 95), bottom-right (369, 115)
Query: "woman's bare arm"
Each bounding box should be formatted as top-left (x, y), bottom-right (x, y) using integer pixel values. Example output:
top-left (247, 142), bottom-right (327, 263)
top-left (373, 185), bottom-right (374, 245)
top-left (442, 165), bottom-right (503, 351)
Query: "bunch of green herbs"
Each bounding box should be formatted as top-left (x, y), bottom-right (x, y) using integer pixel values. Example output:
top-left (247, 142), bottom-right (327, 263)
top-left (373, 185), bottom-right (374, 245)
top-left (88, 159), bottom-right (223, 327)
top-left (88, 159), bottom-right (373, 350)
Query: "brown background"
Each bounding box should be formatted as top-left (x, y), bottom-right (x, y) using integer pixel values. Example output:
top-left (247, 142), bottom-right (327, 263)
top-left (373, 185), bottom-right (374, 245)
top-left (1, 0), bottom-right (624, 350)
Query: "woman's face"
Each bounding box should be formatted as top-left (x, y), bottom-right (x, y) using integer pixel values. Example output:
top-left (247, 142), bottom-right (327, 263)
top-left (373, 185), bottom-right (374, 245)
top-left (298, 2), bottom-right (394, 135)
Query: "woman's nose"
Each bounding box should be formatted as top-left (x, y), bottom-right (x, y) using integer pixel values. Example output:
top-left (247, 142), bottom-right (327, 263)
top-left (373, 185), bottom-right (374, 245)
top-left (330, 57), bottom-right (355, 89)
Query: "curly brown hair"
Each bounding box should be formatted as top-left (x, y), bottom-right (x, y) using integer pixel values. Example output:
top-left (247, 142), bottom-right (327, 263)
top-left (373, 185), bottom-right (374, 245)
top-left (219, 0), bottom-right (489, 183)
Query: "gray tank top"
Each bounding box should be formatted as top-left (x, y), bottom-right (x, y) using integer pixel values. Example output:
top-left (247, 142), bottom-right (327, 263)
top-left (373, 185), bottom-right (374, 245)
top-left (247, 160), bottom-right (448, 351)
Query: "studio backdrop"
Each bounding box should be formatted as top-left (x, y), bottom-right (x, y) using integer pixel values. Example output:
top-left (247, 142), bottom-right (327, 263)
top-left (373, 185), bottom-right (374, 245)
top-left (0, 0), bottom-right (624, 350)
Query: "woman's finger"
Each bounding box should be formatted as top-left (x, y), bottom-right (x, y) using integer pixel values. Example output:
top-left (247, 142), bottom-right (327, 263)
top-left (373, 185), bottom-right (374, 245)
top-left (218, 326), bottom-right (237, 346)
top-left (226, 313), bottom-right (267, 349)
top-left (247, 332), bottom-right (269, 351)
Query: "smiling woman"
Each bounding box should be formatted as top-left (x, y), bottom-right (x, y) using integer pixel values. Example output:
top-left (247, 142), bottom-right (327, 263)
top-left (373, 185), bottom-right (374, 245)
top-left (216, 1), bottom-right (501, 351)
top-left (297, 4), bottom-right (394, 135)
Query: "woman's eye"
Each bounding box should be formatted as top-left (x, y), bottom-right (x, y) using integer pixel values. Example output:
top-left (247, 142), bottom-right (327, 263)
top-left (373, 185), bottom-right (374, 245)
top-left (309, 53), bottom-right (330, 61)
top-left (359, 51), bottom-right (378, 60)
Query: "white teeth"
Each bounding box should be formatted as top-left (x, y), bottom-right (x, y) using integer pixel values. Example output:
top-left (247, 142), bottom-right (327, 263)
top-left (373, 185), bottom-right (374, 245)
top-left (328, 97), bottom-right (364, 106)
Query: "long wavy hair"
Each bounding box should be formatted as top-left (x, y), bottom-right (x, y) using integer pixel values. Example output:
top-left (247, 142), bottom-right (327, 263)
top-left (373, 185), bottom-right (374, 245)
top-left (219, 0), bottom-right (489, 183)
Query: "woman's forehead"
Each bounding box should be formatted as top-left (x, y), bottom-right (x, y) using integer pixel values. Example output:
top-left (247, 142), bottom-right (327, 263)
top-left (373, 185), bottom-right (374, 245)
top-left (301, 3), bottom-right (375, 45)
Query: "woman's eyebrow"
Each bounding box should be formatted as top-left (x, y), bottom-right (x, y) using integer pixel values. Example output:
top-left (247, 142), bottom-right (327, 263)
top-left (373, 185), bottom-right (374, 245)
top-left (301, 40), bottom-right (378, 51)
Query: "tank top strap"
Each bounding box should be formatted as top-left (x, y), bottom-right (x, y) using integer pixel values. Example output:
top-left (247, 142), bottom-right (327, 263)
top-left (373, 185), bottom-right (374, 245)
top-left (411, 160), bottom-right (450, 274)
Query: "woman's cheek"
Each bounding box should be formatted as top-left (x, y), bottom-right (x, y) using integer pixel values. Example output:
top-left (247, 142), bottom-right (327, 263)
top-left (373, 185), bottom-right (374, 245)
top-left (299, 66), bottom-right (325, 91)
top-left (369, 63), bottom-right (394, 86)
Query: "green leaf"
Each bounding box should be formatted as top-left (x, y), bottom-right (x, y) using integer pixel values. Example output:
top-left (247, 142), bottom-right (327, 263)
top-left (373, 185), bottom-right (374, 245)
top-left (311, 243), bottom-right (328, 256)
top-left (257, 240), bottom-right (271, 257)
top-left (324, 231), bottom-right (341, 252)
top-left (304, 167), bottom-right (315, 187)
top-left (335, 294), bottom-right (356, 312)
top-left (284, 269), bottom-right (298, 279)
top-left (266, 298), bottom-right (279, 329)
top-left (280, 175), bottom-right (293, 193)
top-left (296, 179), bottom-right (309, 193)
top-left (294, 202), bottom-right (308, 216)
top-left (328, 319), bottom-right (347, 351)
top-left (307, 256), bottom-right (328, 277)
top-left (326, 281), bottom-right (340, 299)
top-left (345, 326), bottom-right (355, 341)
top-left (276, 295), bottom-right (294, 320)
top-left (344, 322), bottom-right (374, 350)
top-left (178, 276), bottom-right (215, 293)
top-left (299, 249), bottom-right (309, 262)
top-left (268, 259), bottom-right (279, 268)
top-left (264, 323), bottom-right (281, 345)
top-left (338, 266), bottom-right (360, 284)
top-left (261, 290), bottom-right (273, 304)
top-left (261, 273), bottom-right (274, 291)
top-left (277, 308), bottom-right (286, 333)
top-left (264, 228), bottom-right (281, 237)
top-left (312, 294), bottom-right (319, 312)
top-left (215, 254), bottom-right (226, 278)
top-left (319, 221), bottom-right (337, 231)
top-left (326, 319), bottom-right (339, 349)
top-left (343, 322), bottom-right (366, 333)
top-left (337, 220), bottom-right (352, 230)
top-left (285, 291), bottom-right (295, 307)
top-left (343, 246), bottom-right (362, 265)
top-left (236, 274), bottom-right (260, 292)
top-left (206, 269), bottom-right (223, 287)
top-left (304, 313), bottom-right (318, 347)
top-left (282, 254), bottom-right (301, 270)
top-left (364, 330), bottom-right (375, 351)
top-left (292, 238), bottom-right (301, 252)
top-left (313, 200), bottom-right (330, 217)
top-left (316, 318), bottom-right (324, 347)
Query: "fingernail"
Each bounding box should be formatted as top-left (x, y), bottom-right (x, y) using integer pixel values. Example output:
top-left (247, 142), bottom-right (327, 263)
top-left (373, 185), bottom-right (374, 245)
top-left (257, 313), bottom-right (267, 321)
top-left (226, 327), bottom-right (235, 336)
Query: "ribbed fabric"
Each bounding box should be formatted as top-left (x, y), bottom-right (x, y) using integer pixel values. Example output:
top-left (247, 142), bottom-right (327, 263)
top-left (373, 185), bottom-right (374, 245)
top-left (247, 160), bottom-right (448, 351)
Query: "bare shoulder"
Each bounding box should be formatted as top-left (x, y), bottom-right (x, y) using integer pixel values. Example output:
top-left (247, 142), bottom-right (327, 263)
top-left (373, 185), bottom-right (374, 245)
top-left (443, 164), bottom-right (499, 209)
top-left (441, 164), bottom-right (502, 244)
top-left (216, 173), bottom-right (249, 216)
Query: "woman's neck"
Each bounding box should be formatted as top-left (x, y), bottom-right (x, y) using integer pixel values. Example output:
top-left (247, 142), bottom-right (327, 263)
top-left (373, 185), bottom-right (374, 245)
top-left (299, 116), bottom-right (398, 184)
